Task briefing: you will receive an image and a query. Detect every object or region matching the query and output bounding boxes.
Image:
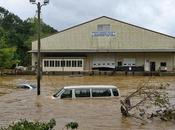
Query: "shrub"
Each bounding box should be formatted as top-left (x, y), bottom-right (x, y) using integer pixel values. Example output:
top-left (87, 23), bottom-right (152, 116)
top-left (65, 122), bottom-right (79, 130)
top-left (0, 119), bottom-right (56, 130)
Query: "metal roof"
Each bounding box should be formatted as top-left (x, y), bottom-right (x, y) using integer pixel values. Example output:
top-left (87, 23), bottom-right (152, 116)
top-left (32, 16), bottom-right (175, 41)
top-left (29, 49), bottom-right (175, 53)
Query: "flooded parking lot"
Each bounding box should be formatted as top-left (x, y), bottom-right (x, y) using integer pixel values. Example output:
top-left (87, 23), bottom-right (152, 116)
top-left (0, 75), bottom-right (175, 130)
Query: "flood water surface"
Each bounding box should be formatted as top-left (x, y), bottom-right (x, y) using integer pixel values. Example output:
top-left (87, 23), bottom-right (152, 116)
top-left (0, 75), bottom-right (175, 130)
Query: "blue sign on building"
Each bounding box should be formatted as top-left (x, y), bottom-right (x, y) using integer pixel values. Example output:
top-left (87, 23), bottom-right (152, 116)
top-left (92, 32), bottom-right (116, 37)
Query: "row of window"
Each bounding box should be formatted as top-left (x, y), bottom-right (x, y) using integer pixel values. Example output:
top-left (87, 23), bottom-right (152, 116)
top-left (117, 61), bottom-right (166, 67)
top-left (123, 63), bottom-right (136, 66)
top-left (93, 62), bottom-right (135, 66)
top-left (118, 61), bottom-right (136, 66)
top-left (93, 63), bottom-right (115, 66)
top-left (61, 88), bottom-right (119, 99)
top-left (43, 59), bottom-right (167, 68)
top-left (43, 60), bottom-right (83, 67)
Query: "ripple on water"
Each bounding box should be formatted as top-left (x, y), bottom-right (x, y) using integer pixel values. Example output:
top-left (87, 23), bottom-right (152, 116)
top-left (0, 75), bottom-right (175, 130)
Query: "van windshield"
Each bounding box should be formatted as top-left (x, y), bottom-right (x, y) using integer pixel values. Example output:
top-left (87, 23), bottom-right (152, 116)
top-left (53, 88), bottom-right (64, 97)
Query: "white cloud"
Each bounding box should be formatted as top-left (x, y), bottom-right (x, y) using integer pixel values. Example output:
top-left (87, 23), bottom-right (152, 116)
top-left (0, 0), bottom-right (175, 36)
top-left (0, 0), bottom-right (36, 18)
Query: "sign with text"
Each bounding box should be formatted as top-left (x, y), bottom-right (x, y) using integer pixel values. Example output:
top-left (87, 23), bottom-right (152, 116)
top-left (92, 32), bottom-right (116, 37)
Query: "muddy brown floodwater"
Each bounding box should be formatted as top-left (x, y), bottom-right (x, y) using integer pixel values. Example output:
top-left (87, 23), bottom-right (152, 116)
top-left (0, 75), bottom-right (175, 130)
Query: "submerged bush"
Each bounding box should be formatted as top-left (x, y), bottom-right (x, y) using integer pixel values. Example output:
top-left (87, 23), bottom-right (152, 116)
top-left (0, 119), bottom-right (56, 130)
top-left (65, 122), bottom-right (79, 130)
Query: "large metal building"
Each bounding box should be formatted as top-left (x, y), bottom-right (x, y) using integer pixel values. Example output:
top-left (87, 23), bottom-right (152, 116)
top-left (30, 16), bottom-right (175, 72)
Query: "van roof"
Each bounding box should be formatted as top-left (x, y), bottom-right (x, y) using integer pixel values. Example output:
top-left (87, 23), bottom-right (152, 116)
top-left (64, 85), bottom-right (118, 89)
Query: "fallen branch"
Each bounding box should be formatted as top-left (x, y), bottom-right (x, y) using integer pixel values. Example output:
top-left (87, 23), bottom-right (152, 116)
top-left (120, 78), bottom-right (175, 122)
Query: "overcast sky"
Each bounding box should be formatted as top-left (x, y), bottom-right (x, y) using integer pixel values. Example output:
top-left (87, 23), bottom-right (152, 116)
top-left (0, 0), bottom-right (175, 36)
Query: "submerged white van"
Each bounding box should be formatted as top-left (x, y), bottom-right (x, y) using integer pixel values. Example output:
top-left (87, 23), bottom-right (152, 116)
top-left (52, 85), bottom-right (120, 99)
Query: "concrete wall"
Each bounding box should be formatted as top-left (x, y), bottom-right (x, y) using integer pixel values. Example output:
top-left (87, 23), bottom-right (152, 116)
top-left (83, 52), bottom-right (174, 71)
top-left (144, 53), bottom-right (173, 71)
top-left (173, 52), bottom-right (175, 71)
top-left (32, 53), bottom-right (37, 66)
top-left (32, 52), bottom-right (175, 72)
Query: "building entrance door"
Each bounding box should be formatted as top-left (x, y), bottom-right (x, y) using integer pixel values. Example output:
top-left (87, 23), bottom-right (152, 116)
top-left (150, 62), bottom-right (155, 71)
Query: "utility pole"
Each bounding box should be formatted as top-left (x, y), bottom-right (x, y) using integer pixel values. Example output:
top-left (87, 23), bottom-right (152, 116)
top-left (29, 0), bottom-right (49, 95)
top-left (37, 2), bottom-right (41, 95)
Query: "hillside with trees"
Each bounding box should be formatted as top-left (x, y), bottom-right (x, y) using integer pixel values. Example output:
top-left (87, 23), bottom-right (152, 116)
top-left (0, 6), bottom-right (57, 70)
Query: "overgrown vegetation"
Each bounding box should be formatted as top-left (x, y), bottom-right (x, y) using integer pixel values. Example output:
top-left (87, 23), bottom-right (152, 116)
top-left (65, 122), bottom-right (79, 130)
top-left (0, 6), bottom-right (57, 70)
top-left (120, 78), bottom-right (175, 123)
top-left (0, 119), bottom-right (56, 130)
top-left (0, 119), bottom-right (79, 130)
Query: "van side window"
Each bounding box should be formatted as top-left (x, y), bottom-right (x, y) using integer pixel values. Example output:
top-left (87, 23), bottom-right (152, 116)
top-left (112, 88), bottom-right (119, 96)
top-left (92, 89), bottom-right (111, 97)
top-left (61, 89), bottom-right (72, 99)
top-left (75, 89), bottom-right (90, 97)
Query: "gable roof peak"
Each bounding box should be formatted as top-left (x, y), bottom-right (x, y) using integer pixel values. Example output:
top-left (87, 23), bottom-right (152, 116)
top-left (38, 15), bottom-right (175, 40)
top-left (94, 16), bottom-right (175, 39)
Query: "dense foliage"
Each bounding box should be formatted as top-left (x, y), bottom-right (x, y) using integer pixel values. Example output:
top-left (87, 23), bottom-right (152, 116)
top-left (65, 122), bottom-right (79, 129)
top-left (0, 119), bottom-right (56, 130)
top-left (0, 6), bottom-right (57, 68)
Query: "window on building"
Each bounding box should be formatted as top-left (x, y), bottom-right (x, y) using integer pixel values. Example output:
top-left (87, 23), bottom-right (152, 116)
top-left (92, 89), bottom-right (111, 97)
top-left (66, 60), bottom-right (71, 67)
top-left (77, 60), bottom-right (82, 67)
top-left (55, 61), bottom-right (60, 67)
top-left (72, 60), bottom-right (77, 67)
top-left (97, 24), bottom-right (110, 32)
top-left (44, 61), bottom-right (49, 67)
top-left (160, 62), bottom-right (166, 67)
top-left (75, 89), bottom-right (90, 97)
top-left (118, 61), bottom-right (122, 67)
top-left (50, 60), bottom-right (54, 67)
top-left (61, 60), bottom-right (65, 67)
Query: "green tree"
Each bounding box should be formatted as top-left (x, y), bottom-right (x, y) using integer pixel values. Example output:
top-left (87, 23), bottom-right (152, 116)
top-left (0, 6), bottom-right (58, 66)
top-left (0, 47), bottom-right (18, 75)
